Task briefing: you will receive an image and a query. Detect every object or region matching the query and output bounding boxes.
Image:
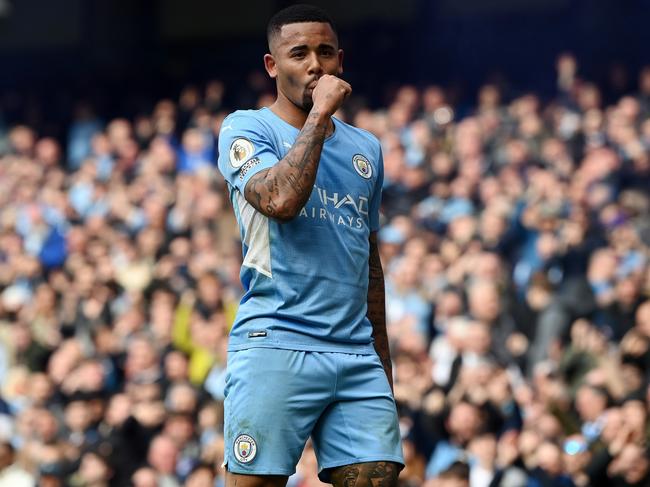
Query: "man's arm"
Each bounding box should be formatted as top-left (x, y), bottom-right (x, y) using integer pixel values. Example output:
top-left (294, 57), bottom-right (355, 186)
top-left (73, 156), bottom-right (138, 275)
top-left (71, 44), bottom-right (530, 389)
top-left (368, 231), bottom-right (393, 392)
top-left (244, 75), bottom-right (351, 222)
top-left (244, 109), bottom-right (328, 222)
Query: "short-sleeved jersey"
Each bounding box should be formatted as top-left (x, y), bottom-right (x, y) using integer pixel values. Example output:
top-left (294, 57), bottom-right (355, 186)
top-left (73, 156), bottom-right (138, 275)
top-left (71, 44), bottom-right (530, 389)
top-left (217, 107), bottom-right (383, 354)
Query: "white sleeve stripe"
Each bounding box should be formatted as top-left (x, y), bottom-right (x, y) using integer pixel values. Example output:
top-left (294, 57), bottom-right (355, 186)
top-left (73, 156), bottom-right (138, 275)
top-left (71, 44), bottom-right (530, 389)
top-left (236, 191), bottom-right (272, 278)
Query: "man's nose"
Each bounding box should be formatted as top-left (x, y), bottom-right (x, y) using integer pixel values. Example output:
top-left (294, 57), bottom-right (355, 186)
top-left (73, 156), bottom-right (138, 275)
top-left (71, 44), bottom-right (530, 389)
top-left (306, 52), bottom-right (323, 75)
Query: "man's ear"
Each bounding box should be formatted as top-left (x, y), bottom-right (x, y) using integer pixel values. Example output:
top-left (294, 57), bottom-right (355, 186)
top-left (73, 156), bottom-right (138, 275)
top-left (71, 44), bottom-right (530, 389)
top-left (264, 54), bottom-right (277, 79)
top-left (337, 49), bottom-right (344, 76)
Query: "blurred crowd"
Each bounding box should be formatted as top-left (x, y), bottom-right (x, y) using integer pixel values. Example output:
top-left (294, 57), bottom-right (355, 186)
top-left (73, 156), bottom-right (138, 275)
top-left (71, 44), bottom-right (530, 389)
top-left (0, 52), bottom-right (648, 486)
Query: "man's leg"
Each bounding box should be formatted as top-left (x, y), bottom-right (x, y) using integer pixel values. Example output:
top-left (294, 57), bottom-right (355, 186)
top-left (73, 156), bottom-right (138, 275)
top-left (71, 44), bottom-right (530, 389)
top-left (225, 472), bottom-right (288, 487)
top-left (330, 462), bottom-right (399, 487)
top-left (224, 349), bottom-right (333, 479)
top-left (311, 353), bottom-right (404, 483)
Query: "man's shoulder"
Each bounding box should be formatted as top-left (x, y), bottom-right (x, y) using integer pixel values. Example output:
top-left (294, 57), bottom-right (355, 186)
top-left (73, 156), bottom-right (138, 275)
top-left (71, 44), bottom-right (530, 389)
top-left (219, 109), bottom-right (278, 144)
top-left (223, 108), bottom-right (269, 126)
top-left (334, 117), bottom-right (381, 149)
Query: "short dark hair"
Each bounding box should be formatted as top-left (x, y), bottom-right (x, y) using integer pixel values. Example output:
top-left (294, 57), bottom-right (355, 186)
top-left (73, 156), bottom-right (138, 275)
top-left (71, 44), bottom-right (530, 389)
top-left (267, 4), bottom-right (337, 48)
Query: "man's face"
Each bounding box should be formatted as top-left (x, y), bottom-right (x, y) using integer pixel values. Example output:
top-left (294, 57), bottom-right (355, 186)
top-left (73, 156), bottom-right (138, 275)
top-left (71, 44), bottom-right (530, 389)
top-left (448, 403), bottom-right (480, 444)
top-left (265, 22), bottom-right (343, 111)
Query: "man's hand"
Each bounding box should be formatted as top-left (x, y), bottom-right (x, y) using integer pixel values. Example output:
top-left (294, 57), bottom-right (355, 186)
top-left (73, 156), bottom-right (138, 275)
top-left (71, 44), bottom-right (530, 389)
top-left (311, 75), bottom-right (352, 116)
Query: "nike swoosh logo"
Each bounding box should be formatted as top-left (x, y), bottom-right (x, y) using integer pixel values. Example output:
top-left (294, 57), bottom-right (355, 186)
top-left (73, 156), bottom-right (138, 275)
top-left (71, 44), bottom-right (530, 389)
top-left (283, 141), bottom-right (292, 148)
top-left (221, 124), bottom-right (234, 132)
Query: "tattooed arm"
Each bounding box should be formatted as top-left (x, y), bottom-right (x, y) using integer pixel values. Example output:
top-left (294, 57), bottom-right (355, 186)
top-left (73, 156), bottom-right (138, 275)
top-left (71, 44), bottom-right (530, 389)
top-left (244, 75), bottom-right (351, 222)
top-left (244, 109), bottom-right (328, 222)
top-left (368, 231), bottom-right (393, 393)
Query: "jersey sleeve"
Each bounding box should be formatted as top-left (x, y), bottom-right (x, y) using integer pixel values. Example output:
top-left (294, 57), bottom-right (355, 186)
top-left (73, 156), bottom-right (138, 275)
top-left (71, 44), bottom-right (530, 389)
top-left (217, 113), bottom-right (280, 193)
top-left (369, 146), bottom-right (384, 232)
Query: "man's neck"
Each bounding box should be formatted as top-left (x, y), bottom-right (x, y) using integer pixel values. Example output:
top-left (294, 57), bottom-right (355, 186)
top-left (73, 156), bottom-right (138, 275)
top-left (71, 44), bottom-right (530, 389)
top-left (269, 96), bottom-right (334, 136)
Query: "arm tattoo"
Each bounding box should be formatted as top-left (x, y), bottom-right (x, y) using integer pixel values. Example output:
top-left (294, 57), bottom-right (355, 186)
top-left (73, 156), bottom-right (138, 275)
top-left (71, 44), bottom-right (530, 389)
top-left (367, 232), bottom-right (393, 392)
top-left (244, 110), bottom-right (328, 221)
top-left (331, 462), bottom-right (398, 487)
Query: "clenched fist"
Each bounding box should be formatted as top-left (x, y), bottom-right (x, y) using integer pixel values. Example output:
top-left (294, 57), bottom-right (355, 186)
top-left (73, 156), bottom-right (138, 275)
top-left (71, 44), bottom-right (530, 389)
top-left (311, 74), bottom-right (352, 116)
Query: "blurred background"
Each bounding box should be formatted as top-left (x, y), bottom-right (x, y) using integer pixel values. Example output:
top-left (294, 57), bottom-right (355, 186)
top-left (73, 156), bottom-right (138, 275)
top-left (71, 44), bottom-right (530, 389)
top-left (3, 0), bottom-right (650, 136)
top-left (1, 1), bottom-right (650, 487)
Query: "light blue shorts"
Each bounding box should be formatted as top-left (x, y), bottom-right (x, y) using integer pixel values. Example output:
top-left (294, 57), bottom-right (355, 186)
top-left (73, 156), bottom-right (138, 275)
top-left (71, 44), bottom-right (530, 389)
top-left (223, 348), bottom-right (404, 481)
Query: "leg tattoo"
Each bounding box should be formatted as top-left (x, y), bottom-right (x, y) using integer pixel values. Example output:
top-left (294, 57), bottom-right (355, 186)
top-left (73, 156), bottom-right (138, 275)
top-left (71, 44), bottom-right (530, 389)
top-left (331, 462), bottom-right (398, 487)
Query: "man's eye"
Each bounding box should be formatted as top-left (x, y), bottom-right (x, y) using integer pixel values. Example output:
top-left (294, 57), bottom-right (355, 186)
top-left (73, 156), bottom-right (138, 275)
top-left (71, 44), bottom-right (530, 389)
top-left (291, 52), bottom-right (306, 58)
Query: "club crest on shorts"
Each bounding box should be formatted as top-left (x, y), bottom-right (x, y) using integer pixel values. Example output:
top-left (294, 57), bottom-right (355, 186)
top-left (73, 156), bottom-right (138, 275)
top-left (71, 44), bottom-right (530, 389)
top-left (229, 138), bottom-right (254, 169)
top-left (234, 434), bottom-right (257, 463)
top-left (352, 154), bottom-right (373, 179)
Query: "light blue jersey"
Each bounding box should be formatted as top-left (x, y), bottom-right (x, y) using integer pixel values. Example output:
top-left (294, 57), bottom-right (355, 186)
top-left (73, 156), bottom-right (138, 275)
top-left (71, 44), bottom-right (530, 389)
top-left (217, 107), bottom-right (383, 354)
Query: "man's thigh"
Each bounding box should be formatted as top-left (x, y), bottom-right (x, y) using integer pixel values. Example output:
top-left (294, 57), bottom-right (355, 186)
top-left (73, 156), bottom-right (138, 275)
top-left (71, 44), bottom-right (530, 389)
top-left (330, 461), bottom-right (400, 487)
top-left (311, 353), bottom-right (404, 482)
top-left (224, 348), bottom-right (334, 477)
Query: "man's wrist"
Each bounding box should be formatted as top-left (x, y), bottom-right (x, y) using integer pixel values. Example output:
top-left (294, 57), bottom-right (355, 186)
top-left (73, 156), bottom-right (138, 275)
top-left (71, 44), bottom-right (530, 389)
top-left (309, 105), bottom-right (333, 122)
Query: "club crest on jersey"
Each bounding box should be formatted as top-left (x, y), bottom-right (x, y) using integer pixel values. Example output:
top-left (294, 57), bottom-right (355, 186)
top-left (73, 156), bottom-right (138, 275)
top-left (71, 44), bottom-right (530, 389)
top-left (229, 138), bottom-right (254, 169)
top-left (352, 154), bottom-right (373, 179)
top-left (234, 434), bottom-right (257, 463)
